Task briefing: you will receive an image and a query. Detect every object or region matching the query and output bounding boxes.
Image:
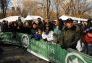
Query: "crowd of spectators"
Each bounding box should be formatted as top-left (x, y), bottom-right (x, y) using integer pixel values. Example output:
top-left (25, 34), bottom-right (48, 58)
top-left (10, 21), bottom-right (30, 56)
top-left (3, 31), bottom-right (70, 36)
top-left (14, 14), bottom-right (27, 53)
top-left (0, 17), bottom-right (92, 56)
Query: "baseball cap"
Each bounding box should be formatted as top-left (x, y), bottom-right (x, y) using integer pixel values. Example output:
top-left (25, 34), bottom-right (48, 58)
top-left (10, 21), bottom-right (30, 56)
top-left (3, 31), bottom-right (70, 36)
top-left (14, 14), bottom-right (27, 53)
top-left (66, 18), bottom-right (73, 23)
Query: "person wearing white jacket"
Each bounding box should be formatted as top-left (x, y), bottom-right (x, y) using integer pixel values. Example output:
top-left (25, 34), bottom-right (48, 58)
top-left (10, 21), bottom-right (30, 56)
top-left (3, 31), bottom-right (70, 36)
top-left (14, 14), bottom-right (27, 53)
top-left (42, 31), bottom-right (54, 41)
top-left (42, 26), bottom-right (54, 42)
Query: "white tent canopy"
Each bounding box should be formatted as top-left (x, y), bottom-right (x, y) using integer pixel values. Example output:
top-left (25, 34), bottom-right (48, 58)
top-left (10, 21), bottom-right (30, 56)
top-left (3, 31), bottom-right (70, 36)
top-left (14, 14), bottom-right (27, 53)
top-left (0, 19), bottom-right (5, 22)
top-left (25, 15), bottom-right (43, 21)
top-left (59, 15), bottom-right (88, 22)
top-left (0, 16), bottom-right (24, 22)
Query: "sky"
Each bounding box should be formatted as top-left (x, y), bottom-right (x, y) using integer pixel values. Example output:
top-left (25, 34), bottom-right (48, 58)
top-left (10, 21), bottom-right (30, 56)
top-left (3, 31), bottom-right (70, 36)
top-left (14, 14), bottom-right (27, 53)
top-left (8, 0), bottom-right (23, 10)
top-left (8, 0), bottom-right (13, 8)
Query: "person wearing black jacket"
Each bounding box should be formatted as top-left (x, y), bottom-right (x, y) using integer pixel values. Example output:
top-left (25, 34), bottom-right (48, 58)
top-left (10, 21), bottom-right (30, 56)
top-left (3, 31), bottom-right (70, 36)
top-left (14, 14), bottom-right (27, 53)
top-left (43, 19), bottom-right (54, 31)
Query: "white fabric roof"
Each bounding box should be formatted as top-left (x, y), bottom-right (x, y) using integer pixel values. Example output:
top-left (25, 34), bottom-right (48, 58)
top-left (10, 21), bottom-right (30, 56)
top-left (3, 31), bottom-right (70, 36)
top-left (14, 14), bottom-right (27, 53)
top-left (0, 19), bottom-right (5, 22)
top-left (25, 15), bottom-right (43, 21)
top-left (0, 16), bottom-right (24, 22)
top-left (59, 15), bottom-right (87, 21)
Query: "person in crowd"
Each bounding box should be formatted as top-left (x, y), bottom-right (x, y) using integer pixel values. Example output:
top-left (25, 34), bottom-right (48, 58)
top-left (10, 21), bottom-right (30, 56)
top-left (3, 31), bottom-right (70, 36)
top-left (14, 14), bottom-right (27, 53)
top-left (23, 21), bottom-right (32, 34)
top-left (43, 19), bottom-right (54, 31)
top-left (12, 21), bottom-right (18, 32)
top-left (82, 19), bottom-right (92, 55)
top-left (82, 22), bottom-right (88, 30)
top-left (31, 22), bottom-right (38, 34)
top-left (37, 18), bottom-right (44, 31)
top-left (87, 18), bottom-right (92, 28)
top-left (27, 20), bottom-right (32, 29)
top-left (11, 21), bottom-right (18, 39)
top-left (8, 22), bottom-right (13, 32)
top-left (23, 21), bottom-right (30, 33)
top-left (31, 22), bottom-right (42, 40)
top-left (61, 18), bottom-right (80, 49)
top-left (18, 17), bottom-right (22, 23)
top-left (33, 28), bottom-right (42, 40)
top-left (51, 20), bottom-right (56, 28)
top-left (42, 26), bottom-right (54, 42)
top-left (82, 27), bottom-right (92, 56)
top-left (53, 19), bottom-right (64, 44)
top-left (74, 21), bottom-right (84, 36)
top-left (1, 20), bottom-right (8, 32)
top-left (7, 21), bottom-right (17, 32)
top-left (17, 20), bottom-right (23, 32)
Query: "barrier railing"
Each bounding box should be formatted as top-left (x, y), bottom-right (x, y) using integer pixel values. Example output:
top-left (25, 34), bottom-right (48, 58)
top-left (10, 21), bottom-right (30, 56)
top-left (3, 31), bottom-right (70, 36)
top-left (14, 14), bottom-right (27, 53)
top-left (0, 32), bottom-right (92, 63)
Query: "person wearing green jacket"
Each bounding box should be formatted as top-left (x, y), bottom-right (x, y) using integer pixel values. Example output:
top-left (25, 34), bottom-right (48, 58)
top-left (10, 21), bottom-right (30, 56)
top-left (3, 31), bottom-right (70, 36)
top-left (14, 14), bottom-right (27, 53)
top-left (61, 18), bottom-right (80, 49)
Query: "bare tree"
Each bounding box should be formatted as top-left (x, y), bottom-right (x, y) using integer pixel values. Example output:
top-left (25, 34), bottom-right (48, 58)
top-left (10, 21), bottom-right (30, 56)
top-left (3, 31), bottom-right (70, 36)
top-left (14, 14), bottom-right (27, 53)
top-left (0, 0), bottom-right (10, 18)
top-left (61, 0), bottom-right (92, 18)
top-left (46, 0), bottom-right (51, 19)
top-left (23, 0), bottom-right (42, 16)
top-left (51, 0), bottom-right (92, 18)
top-left (40, 0), bottom-right (56, 20)
top-left (53, 0), bottom-right (62, 19)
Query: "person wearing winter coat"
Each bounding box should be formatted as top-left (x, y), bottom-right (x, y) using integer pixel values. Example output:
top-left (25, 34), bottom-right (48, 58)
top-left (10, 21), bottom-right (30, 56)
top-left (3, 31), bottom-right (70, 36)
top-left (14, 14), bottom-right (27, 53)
top-left (42, 26), bottom-right (54, 42)
top-left (82, 19), bottom-right (92, 55)
top-left (37, 18), bottom-right (44, 31)
top-left (43, 19), bottom-right (54, 31)
top-left (61, 18), bottom-right (80, 49)
top-left (53, 19), bottom-right (64, 44)
top-left (31, 22), bottom-right (42, 40)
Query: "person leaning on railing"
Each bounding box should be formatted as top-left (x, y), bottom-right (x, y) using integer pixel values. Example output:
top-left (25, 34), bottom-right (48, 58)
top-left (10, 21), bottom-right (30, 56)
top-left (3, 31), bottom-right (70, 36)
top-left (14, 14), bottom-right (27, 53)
top-left (42, 25), bottom-right (54, 42)
top-left (82, 19), bottom-right (92, 56)
top-left (31, 22), bottom-right (42, 40)
top-left (82, 27), bottom-right (92, 56)
top-left (60, 18), bottom-right (81, 50)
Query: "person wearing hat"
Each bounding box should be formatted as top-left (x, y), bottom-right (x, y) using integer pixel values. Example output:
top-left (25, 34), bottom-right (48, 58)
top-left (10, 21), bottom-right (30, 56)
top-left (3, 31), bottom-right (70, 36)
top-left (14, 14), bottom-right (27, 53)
top-left (87, 18), bottom-right (92, 28)
top-left (61, 18), bottom-right (80, 49)
top-left (82, 19), bottom-right (92, 55)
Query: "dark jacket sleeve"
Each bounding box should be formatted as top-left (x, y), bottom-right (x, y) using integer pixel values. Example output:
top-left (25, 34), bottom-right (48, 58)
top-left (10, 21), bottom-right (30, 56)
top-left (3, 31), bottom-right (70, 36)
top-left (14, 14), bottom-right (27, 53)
top-left (70, 31), bottom-right (81, 47)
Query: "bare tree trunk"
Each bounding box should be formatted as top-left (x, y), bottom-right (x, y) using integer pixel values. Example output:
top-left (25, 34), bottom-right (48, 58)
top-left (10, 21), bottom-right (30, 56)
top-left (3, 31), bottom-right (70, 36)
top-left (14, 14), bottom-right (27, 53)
top-left (0, 0), bottom-right (8, 18)
top-left (46, 0), bottom-right (51, 19)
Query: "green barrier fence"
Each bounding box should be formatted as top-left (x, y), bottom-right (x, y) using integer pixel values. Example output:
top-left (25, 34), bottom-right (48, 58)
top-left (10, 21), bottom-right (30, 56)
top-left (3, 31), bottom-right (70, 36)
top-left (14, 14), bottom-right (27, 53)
top-left (0, 32), bottom-right (33, 48)
top-left (27, 38), bottom-right (92, 63)
top-left (0, 32), bottom-right (92, 63)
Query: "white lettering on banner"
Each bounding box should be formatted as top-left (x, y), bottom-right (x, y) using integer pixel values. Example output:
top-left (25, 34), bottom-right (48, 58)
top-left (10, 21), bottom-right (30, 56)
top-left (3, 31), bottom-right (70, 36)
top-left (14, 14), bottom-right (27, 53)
top-left (40, 44), bottom-right (46, 49)
top-left (21, 34), bottom-right (29, 48)
top-left (36, 42), bottom-right (47, 49)
top-left (49, 47), bottom-right (55, 54)
top-left (65, 52), bottom-right (87, 63)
